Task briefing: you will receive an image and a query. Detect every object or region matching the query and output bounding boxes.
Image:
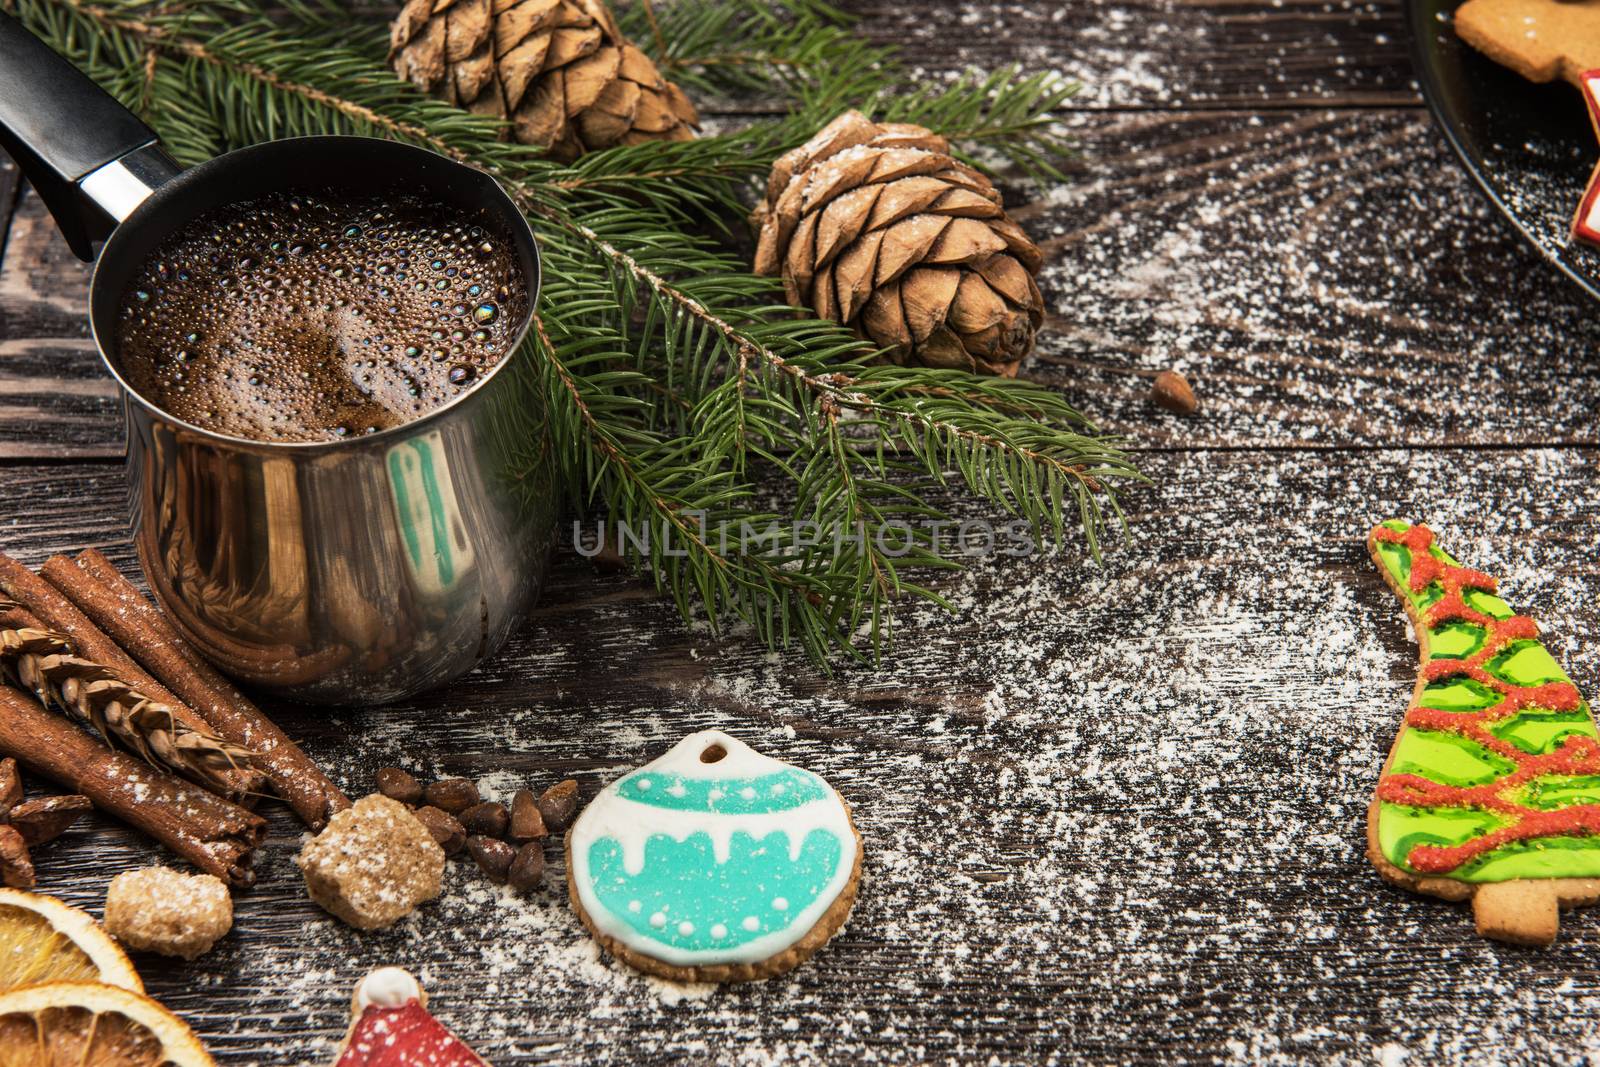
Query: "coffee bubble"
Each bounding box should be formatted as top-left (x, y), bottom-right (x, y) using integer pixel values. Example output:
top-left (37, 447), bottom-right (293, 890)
top-left (115, 191), bottom-right (526, 444)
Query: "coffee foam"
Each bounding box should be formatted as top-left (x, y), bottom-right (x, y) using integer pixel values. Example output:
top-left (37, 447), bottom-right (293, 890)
top-left (115, 191), bottom-right (526, 443)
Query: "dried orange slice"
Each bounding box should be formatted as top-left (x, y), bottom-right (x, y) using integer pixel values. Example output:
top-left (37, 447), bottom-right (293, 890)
top-left (0, 888), bottom-right (141, 993)
top-left (0, 981), bottom-right (213, 1066)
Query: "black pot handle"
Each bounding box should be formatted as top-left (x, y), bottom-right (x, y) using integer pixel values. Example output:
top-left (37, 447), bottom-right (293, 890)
top-left (0, 12), bottom-right (180, 260)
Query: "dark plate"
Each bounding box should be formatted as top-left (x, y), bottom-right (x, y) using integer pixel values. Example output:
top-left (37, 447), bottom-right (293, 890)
top-left (1408, 0), bottom-right (1600, 300)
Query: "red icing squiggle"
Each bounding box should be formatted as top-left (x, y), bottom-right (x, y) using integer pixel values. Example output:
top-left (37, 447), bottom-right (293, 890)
top-left (1372, 523), bottom-right (1600, 875)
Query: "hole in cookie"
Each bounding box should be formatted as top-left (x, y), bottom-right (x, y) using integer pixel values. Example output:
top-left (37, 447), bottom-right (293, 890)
top-left (700, 743), bottom-right (727, 764)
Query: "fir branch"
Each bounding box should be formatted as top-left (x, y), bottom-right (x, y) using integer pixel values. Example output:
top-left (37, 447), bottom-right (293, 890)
top-left (4, 0), bottom-right (1141, 664)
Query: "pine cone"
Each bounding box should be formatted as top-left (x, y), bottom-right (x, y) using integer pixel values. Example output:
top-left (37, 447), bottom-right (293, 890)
top-left (753, 111), bottom-right (1046, 378)
top-left (390, 0), bottom-right (700, 161)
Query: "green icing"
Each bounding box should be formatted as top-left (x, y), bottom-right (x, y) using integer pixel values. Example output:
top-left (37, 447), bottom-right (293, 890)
top-left (1492, 708), bottom-right (1598, 754)
top-left (1452, 837), bottom-right (1600, 882)
top-left (1484, 640), bottom-right (1567, 687)
top-left (1464, 588), bottom-right (1514, 620)
top-left (1428, 545), bottom-right (1462, 567)
top-left (615, 769), bottom-right (827, 813)
top-left (1378, 802), bottom-right (1503, 872)
top-left (1372, 523), bottom-right (1600, 880)
top-left (1375, 540), bottom-right (1411, 589)
top-left (1521, 775), bottom-right (1600, 811)
top-left (1418, 676), bottom-right (1502, 712)
top-left (1428, 621), bottom-right (1485, 660)
top-left (1390, 730), bottom-right (1516, 786)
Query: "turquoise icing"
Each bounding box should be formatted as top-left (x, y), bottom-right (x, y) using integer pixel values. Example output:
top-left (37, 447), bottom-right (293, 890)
top-left (570, 730), bottom-right (856, 968)
top-left (615, 768), bottom-right (828, 813)
top-left (587, 828), bottom-right (844, 954)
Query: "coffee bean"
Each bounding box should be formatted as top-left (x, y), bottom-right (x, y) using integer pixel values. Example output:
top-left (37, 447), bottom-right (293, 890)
top-left (508, 789), bottom-right (547, 841)
top-left (7, 795), bottom-right (90, 846)
top-left (423, 778), bottom-right (480, 814)
top-left (537, 779), bottom-right (579, 832)
top-left (508, 843), bottom-right (545, 892)
top-left (460, 801), bottom-right (509, 838)
top-left (467, 835), bottom-right (515, 884)
top-left (412, 805), bottom-right (466, 855)
top-left (375, 767), bottom-right (423, 806)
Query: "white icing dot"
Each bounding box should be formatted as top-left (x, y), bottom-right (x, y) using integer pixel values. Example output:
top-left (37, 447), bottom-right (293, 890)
top-left (771, 783), bottom-right (787, 795)
top-left (666, 783), bottom-right (687, 797)
top-left (708, 788), bottom-right (724, 801)
top-left (649, 912), bottom-right (666, 929)
top-left (742, 916), bottom-right (760, 932)
top-left (740, 787), bottom-right (757, 800)
top-left (636, 778), bottom-right (652, 791)
top-left (627, 900), bottom-right (641, 914)
top-left (710, 923), bottom-right (728, 939)
top-left (678, 921), bottom-right (694, 937)
top-left (772, 897), bottom-right (789, 911)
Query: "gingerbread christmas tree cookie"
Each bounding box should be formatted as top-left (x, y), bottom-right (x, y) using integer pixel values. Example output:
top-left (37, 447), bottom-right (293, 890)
top-left (1367, 521), bottom-right (1600, 945)
top-left (566, 730), bottom-right (862, 982)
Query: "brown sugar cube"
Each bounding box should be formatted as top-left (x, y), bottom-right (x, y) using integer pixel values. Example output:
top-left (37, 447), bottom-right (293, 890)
top-left (104, 866), bottom-right (233, 960)
top-left (296, 794), bottom-right (444, 931)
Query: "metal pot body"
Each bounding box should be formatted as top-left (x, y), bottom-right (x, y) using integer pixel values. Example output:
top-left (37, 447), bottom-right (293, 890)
top-left (0, 15), bottom-right (556, 705)
top-left (92, 140), bottom-right (555, 706)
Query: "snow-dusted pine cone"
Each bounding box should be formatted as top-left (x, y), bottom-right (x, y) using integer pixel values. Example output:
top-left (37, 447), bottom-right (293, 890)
top-left (753, 111), bottom-right (1045, 377)
top-left (390, 0), bottom-right (699, 161)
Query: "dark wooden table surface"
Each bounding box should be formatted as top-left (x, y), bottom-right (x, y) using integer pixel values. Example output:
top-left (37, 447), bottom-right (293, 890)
top-left (4, 1), bottom-right (1600, 1064)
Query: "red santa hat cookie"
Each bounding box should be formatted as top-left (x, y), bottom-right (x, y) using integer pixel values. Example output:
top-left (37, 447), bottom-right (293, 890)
top-left (333, 967), bottom-right (489, 1067)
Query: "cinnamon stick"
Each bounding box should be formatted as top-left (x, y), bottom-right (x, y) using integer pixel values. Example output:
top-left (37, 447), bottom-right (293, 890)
top-left (133, 539), bottom-right (352, 688)
top-left (53, 551), bottom-right (350, 830)
top-left (0, 554), bottom-right (264, 802)
top-left (0, 684), bottom-right (263, 885)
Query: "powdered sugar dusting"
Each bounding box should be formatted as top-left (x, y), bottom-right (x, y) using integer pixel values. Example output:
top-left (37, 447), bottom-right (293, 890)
top-left (38, 447), bottom-right (1575, 1063)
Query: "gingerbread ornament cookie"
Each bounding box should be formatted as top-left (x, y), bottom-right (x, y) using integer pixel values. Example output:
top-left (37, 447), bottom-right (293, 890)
top-left (1367, 521), bottom-right (1600, 945)
top-left (566, 730), bottom-right (862, 982)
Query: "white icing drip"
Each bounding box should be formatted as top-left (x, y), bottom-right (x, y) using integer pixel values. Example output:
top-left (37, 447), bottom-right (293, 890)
top-left (570, 730), bottom-right (858, 968)
top-left (352, 967), bottom-right (423, 1014)
top-left (586, 798), bottom-right (841, 875)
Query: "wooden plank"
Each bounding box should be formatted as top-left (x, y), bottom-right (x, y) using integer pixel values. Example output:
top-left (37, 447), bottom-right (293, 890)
top-left (1, 449), bottom-right (1599, 1063)
top-left (1, 108), bottom-right (1597, 457)
top-left (325, 0), bottom-right (1421, 112)
top-left (817, 0), bottom-right (1418, 111)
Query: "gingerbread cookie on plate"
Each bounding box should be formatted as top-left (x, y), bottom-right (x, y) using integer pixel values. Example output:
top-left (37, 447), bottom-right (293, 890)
top-left (566, 730), bottom-right (862, 982)
top-left (1454, 0), bottom-right (1600, 87)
